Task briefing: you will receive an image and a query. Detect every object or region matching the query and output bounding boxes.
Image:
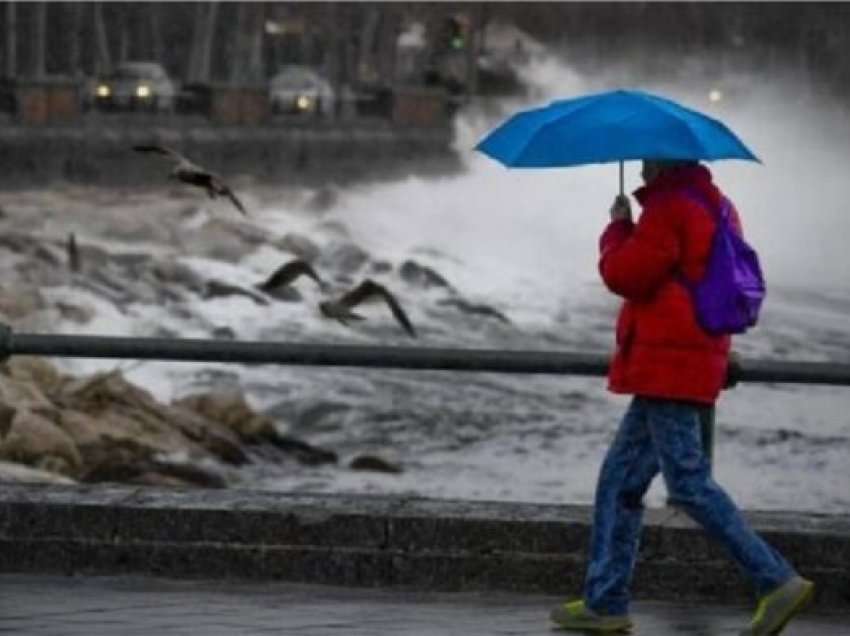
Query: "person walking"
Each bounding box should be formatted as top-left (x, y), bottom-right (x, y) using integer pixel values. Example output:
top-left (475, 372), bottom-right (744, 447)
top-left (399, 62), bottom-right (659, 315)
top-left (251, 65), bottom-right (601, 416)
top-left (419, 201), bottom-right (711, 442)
top-left (549, 160), bottom-right (814, 635)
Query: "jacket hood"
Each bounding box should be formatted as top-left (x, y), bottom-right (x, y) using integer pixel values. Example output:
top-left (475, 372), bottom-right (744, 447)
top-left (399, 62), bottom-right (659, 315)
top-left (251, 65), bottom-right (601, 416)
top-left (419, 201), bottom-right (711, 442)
top-left (633, 164), bottom-right (721, 208)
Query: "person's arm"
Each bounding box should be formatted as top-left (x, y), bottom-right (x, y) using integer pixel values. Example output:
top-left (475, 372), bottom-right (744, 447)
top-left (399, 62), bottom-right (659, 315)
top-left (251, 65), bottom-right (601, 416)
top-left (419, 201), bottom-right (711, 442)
top-left (598, 196), bottom-right (681, 300)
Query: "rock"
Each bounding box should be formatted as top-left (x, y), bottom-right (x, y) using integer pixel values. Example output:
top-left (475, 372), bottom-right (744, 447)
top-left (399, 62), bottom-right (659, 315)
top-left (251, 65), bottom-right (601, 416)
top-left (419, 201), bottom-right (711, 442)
top-left (211, 326), bottom-right (236, 340)
top-left (53, 301), bottom-right (95, 324)
top-left (61, 371), bottom-right (246, 465)
top-left (181, 218), bottom-right (256, 261)
top-left (55, 409), bottom-right (107, 448)
top-left (0, 373), bottom-right (54, 411)
top-left (370, 260), bottom-right (393, 274)
top-left (0, 233), bottom-right (61, 266)
top-left (73, 242), bottom-right (113, 272)
top-left (273, 232), bottom-right (321, 262)
top-left (32, 243), bottom-right (63, 267)
top-left (205, 218), bottom-right (268, 247)
top-left (316, 241), bottom-right (370, 273)
top-left (305, 186), bottom-right (338, 212)
top-left (151, 258), bottom-right (206, 294)
top-left (34, 455), bottom-right (77, 476)
top-left (0, 409), bottom-right (83, 476)
top-left (349, 454), bottom-right (403, 474)
top-left (78, 438), bottom-right (153, 482)
top-left (126, 469), bottom-right (221, 489)
top-left (159, 403), bottom-right (249, 465)
top-left (0, 285), bottom-right (46, 321)
top-left (79, 438), bottom-right (227, 489)
top-left (56, 372), bottom-right (211, 461)
top-left (110, 252), bottom-right (153, 275)
top-left (145, 460), bottom-right (227, 488)
top-left (97, 212), bottom-right (176, 245)
top-left (0, 403), bottom-right (16, 436)
top-left (268, 434), bottom-right (338, 466)
top-left (126, 472), bottom-right (198, 489)
top-left (399, 260), bottom-right (454, 290)
top-left (174, 391), bottom-right (277, 442)
top-left (2, 356), bottom-right (64, 395)
top-left (0, 460), bottom-right (76, 485)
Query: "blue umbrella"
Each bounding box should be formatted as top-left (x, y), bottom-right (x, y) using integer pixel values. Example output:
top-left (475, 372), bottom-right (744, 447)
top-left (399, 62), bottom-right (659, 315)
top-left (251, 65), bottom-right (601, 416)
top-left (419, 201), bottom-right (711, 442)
top-left (475, 89), bottom-right (759, 193)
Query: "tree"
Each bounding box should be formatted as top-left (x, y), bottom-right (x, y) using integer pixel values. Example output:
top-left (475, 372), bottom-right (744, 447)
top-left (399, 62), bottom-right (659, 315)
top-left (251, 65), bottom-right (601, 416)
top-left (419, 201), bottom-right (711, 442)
top-left (93, 2), bottom-right (111, 75)
top-left (31, 1), bottom-right (46, 78)
top-left (246, 2), bottom-right (266, 83)
top-left (5, 2), bottom-right (16, 78)
top-left (67, 2), bottom-right (82, 76)
top-left (188, 2), bottom-right (219, 83)
top-left (150, 4), bottom-right (164, 66)
top-left (230, 2), bottom-right (249, 84)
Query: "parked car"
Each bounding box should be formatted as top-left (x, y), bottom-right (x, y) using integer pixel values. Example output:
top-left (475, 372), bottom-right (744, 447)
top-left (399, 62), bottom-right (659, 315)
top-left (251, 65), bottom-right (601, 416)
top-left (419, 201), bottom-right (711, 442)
top-left (91, 62), bottom-right (178, 113)
top-left (269, 65), bottom-right (334, 117)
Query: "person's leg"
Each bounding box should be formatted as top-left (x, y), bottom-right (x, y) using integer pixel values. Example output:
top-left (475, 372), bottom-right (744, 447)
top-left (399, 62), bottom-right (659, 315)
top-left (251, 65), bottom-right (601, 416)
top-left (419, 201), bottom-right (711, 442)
top-left (582, 397), bottom-right (661, 616)
top-left (644, 398), bottom-right (795, 595)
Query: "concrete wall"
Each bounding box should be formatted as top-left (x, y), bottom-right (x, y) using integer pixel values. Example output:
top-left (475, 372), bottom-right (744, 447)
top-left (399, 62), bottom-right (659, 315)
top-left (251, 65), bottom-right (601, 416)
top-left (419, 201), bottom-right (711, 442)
top-left (0, 121), bottom-right (459, 189)
top-left (0, 484), bottom-right (847, 608)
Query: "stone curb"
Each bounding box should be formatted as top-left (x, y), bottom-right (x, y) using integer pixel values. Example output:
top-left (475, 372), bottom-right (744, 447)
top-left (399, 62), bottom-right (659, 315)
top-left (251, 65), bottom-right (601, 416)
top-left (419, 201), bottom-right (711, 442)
top-left (0, 484), bottom-right (847, 607)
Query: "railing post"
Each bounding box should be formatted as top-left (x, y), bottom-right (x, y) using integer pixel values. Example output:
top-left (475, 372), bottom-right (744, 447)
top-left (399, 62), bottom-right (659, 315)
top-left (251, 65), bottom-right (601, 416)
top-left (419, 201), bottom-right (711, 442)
top-left (0, 322), bottom-right (11, 362)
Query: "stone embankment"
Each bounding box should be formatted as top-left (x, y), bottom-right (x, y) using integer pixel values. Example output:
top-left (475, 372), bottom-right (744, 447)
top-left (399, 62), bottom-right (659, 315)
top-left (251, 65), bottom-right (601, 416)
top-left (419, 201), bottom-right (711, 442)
top-left (0, 484), bottom-right (848, 608)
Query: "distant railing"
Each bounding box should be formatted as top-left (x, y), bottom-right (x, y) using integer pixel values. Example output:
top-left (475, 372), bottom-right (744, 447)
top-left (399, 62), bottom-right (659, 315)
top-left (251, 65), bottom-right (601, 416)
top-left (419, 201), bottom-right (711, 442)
top-left (3, 323), bottom-right (849, 470)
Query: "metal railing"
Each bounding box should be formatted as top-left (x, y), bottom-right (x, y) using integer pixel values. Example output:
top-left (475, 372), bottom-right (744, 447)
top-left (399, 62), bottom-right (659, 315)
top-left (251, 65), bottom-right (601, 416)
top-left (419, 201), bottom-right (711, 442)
top-left (4, 325), bottom-right (850, 386)
top-left (3, 323), bottom-right (850, 469)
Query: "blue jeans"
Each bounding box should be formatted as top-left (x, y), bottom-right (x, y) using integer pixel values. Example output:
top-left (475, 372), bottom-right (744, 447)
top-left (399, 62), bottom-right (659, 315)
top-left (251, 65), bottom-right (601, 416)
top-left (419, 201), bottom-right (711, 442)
top-left (583, 396), bottom-right (795, 616)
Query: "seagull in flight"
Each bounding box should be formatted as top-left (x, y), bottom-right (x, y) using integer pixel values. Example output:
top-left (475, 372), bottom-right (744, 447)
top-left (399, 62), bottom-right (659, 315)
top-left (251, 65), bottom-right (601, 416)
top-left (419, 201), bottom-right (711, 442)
top-left (319, 278), bottom-right (417, 337)
top-left (132, 144), bottom-right (247, 216)
top-left (256, 259), bottom-right (327, 294)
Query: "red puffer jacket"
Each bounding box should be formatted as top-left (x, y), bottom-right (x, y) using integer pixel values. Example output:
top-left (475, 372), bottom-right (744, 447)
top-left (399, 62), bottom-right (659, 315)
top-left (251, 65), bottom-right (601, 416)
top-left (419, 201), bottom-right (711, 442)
top-left (598, 164), bottom-right (741, 405)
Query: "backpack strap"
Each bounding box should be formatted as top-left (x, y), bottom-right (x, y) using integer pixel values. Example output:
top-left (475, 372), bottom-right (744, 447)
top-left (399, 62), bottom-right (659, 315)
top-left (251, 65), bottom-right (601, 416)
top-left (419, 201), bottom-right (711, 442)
top-left (681, 187), bottom-right (732, 226)
top-left (676, 188), bottom-right (731, 288)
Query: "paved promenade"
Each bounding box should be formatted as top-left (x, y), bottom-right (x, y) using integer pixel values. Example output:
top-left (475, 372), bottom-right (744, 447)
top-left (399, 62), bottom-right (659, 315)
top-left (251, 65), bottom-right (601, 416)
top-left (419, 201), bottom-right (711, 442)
top-left (0, 575), bottom-right (847, 636)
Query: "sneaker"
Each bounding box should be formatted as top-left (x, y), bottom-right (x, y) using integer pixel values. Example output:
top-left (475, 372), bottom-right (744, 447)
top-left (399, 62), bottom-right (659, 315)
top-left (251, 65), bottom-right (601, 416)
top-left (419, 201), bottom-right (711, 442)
top-left (740, 576), bottom-right (815, 635)
top-left (550, 599), bottom-right (633, 632)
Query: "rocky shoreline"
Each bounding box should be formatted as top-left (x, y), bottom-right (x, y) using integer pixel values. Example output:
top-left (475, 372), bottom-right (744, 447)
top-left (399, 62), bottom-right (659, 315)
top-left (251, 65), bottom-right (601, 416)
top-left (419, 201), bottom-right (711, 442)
top-left (0, 184), bottom-right (518, 491)
top-left (0, 354), bottom-right (362, 489)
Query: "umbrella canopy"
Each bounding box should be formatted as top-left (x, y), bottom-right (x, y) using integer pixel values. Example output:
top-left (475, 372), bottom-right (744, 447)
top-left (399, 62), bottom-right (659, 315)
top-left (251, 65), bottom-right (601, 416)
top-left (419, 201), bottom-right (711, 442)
top-left (476, 89), bottom-right (760, 169)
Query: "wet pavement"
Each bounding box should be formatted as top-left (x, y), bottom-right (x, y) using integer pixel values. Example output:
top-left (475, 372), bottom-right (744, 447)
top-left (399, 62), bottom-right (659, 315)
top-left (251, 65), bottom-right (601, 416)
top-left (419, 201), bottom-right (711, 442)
top-left (0, 575), bottom-right (847, 635)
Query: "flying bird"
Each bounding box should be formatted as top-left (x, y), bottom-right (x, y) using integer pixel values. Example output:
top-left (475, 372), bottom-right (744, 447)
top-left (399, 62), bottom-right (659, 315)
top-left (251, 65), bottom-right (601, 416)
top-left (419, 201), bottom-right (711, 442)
top-left (256, 259), bottom-right (327, 294)
top-left (319, 278), bottom-right (416, 337)
top-left (67, 232), bottom-right (80, 273)
top-left (132, 144), bottom-right (247, 216)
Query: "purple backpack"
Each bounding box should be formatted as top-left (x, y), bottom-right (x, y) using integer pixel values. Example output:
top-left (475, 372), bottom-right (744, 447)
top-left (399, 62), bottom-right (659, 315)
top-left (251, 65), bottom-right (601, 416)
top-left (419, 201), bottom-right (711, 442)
top-left (680, 191), bottom-right (766, 335)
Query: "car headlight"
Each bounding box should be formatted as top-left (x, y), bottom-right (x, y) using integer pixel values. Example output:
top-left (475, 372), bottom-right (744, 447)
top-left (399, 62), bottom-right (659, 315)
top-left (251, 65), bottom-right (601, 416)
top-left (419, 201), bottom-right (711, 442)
top-left (136, 85), bottom-right (151, 98)
top-left (296, 95), bottom-right (312, 111)
top-left (96, 84), bottom-right (111, 98)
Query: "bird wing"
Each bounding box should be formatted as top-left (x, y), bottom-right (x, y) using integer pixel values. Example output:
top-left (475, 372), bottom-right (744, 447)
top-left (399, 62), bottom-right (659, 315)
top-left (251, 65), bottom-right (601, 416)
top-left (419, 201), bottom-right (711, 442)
top-left (132, 144), bottom-right (187, 163)
top-left (337, 279), bottom-right (383, 308)
top-left (224, 188), bottom-right (247, 216)
top-left (210, 176), bottom-right (247, 216)
top-left (258, 259), bottom-right (322, 291)
top-left (340, 279), bottom-right (416, 337)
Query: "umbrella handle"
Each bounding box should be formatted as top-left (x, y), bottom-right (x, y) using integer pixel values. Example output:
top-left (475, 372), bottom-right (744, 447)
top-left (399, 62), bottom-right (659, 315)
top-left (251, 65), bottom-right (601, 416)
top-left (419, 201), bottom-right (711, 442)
top-left (619, 161), bottom-right (624, 196)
